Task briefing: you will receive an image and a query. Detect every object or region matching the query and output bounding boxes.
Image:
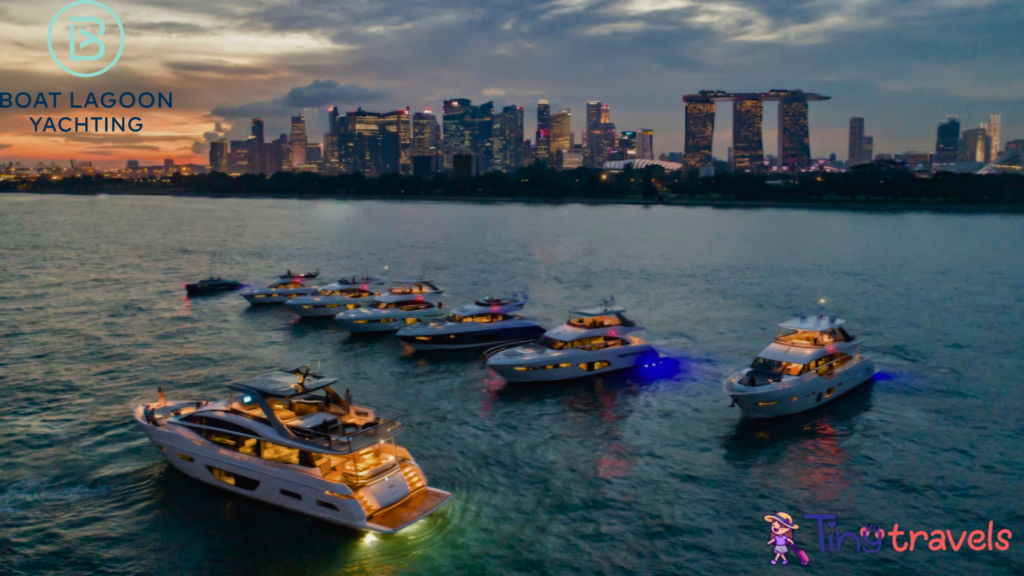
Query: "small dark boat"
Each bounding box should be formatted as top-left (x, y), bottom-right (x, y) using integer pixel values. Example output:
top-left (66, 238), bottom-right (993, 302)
top-left (184, 277), bottom-right (243, 294)
top-left (285, 270), bottom-right (320, 279)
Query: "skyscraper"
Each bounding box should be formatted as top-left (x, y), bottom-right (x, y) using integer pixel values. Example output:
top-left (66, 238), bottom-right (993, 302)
top-left (536, 100), bottom-right (551, 165)
top-left (584, 101), bottom-right (601, 148)
top-left (276, 134), bottom-right (292, 171)
top-left (618, 131), bottom-right (637, 161)
top-left (638, 129), bottom-right (654, 160)
top-left (337, 108), bottom-right (401, 176)
top-left (328, 107), bottom-right (339, 137)
top-left (323, 133), bottom-right (339, 174)
top-left (290, 116), bottom-right (307, 168)
top-left (549, 108), bottom-right (571, 167)
top-left (251, 118), bottom-right (264, 145)
top-left (210, 139), bottom-right (228, 172)
top-left (960, 127), bottom-right (987, 162)
top-left (848, 117), bottom-right (865, 166)
top-left (935, 118), bottom-right (960, 164)
top-left (443, 99), bottom-right (472, 169)
top-left (413, 108), bottom-right (441, 159)
top-left (492, 105), bottom-right (523, 171)
top-left (987, 113), bottom-right (1001, 160)
top-left (778, 98), bottom-right (810, 168)
top-left (683, 96), bottom-right (715, 168)
top-left (732, 98), bottom-right (763, 170)
top-left (471, 101), bottom-right (494, 172)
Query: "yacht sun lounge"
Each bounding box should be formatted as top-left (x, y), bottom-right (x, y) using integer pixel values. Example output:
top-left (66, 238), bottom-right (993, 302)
top-left (134, 368), bottom-right (450, 533)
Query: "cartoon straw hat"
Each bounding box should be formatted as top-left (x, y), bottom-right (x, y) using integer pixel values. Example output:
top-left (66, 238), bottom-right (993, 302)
top-left (764, 512), bottom-right (799, 529)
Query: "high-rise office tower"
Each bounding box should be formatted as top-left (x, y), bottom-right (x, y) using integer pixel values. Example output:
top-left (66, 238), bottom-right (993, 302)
top-left (960, 127), bottom-right (987, 162)
top-left (732, 98), bottom-right (763, 170)
top-left (600, 104), bottom-right (610, 123)
top-left (413, 108), bottom-right (441, 159)
top-left (683, 96), bottom-right (716, 168)
top-left (323, 133), bottom-right (339, 174)
top-left (228, 139), bottom-right (255, 173)
top-left (848, 117), bottom-right (865, 166)
top-left (778, 98), bottom-right (810, 168)
top-left (382, 108), bottom-right (413, 174)
top-left (337, 108), bottom-right (401, 176)
top-left (306, 143), bottom-right (322, 162)
top-left (638, 129), bottom-right (654, 160)
top-left (471, 101), bottom-right (494, 172)
top-left (935, 118), bottom-right (961, 164)
top-left (861, 136), bottom-right (874, 164)
top-left (290, 116), bottom-right (307, 168)
top-left (618, 131), bottom-right (637, 161)
top-left (584, 101), bottom-right (602, 148)
top-left (536, 100), bottom-right (552, 165)
top-left (549, 108), bottom-right (571, 167)
top-left (443, 99), bottom-right (472, 169)
top-left (328, 107), bottom-right (339, 137)
top-left (209, 139), bottom-right (228, 172)
top-left (275, 134), bottom-right (292, 171)
top-left (988, 114), bottom-right (1001, 158)
top-left (251, 118), bottom-right (264, 144)
top-left (491, 105), bottom-right (524, 171)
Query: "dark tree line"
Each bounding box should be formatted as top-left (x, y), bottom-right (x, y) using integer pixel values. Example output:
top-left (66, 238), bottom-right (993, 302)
top-left (4, 161), bottom-right (1022, 204)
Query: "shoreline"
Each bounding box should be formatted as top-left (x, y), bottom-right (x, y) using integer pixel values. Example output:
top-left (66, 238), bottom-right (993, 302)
top-left (3, 189), bottom-right (1024, 213)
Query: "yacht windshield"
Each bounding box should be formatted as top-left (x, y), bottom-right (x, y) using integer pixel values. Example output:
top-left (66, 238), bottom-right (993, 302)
top-left (750, 356), bottom-right (807, 376)
top-left (775, 328), bottom-right (850, 348)
top-left (538, 335), bottom-right (625, 350)
top-left (449, 313), bottom-right (512, 323)
top-left (567, 315), bottom-right (623, 329)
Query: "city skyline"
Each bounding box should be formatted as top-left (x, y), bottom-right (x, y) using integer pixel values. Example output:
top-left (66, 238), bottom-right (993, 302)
top-left (1, 0), bottom-right (1022, 168)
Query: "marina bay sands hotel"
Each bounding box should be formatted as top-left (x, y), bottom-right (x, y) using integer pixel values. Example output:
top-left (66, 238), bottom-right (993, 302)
top-left (683, 89), bottom-right (830, 170)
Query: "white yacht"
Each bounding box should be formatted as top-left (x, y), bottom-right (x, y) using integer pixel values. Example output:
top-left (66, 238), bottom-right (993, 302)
top-left (133, 367), bottom-right (451, 533)
top-left (241, 273), bottom-right (319, 305)
top-left (396, 296), bottom-right (547, 350)
top-left (723, 313), bottom-right (876, 419)
top-left (285, 278), bottom-right (385, 318)
top-left (334, 292), bottom-right (447, 333)
top-left (485, 304), bottom-right (657, 382)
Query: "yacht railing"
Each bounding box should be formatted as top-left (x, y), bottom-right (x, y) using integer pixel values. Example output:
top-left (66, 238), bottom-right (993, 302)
top-left (481, 339), bottom-right (538, 361)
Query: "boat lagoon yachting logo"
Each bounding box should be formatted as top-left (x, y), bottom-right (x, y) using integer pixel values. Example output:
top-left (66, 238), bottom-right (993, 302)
top-left (48, 0), bottom-right (125, 77)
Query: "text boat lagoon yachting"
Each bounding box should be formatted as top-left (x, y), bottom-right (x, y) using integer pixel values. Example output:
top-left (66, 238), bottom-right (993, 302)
top-left (285, 277), bottom-right (386, 318)
top-left (485, 304), bottom-right (657, 382)
top-left (396, 295), bottom-right (547, 350)
top-left (723, 313), bottom-right (876, 419)
top-left (133, 368), bottom-right (451, 533)
top-left (240, 272), bottom-right (319, 305)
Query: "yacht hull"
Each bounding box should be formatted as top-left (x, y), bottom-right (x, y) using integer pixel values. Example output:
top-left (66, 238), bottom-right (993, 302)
top-left (397, 325), bottom-right (546, 351)
top-left (133, 407), bottom-right (450, 533)
top-left (725, 357), bottom-right (876, 419)
top-left (488, 343), bottom-right (657, 383)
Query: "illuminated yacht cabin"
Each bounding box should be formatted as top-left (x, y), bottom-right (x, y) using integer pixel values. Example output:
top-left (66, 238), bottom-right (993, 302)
top-left (485, 304), bottom-right (656, 382)
top-left (134, 368), bottom-right (451, 533)
top-left (334, 289), bottom-right (447, 333)
top-left (286, 277), bottom-right (385, 318)
top-left (386, 279), bottom-right (444, 297)
top-left (396, 296), bottom-right (546, 350)
top-left (723, 313), bottom-right (876, 419)
top-left (241, 272), bottom-right (319, 305)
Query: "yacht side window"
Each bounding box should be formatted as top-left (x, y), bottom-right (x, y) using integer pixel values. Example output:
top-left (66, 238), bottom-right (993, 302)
top-left (180, 415), bottom-right (260, 455)
top-left (261, 441), bottom-right (300, 465)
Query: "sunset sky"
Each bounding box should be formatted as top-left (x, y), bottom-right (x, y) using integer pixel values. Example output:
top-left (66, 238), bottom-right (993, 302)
top-left (1, 0), bottom-right (1021, 168)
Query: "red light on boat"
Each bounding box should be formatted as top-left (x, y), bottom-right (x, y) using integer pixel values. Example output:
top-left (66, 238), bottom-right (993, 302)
top-left (182, 283), bottom-right (187, 288)
top-left (416, 295), bottom-right (424, 301)
top-left (826, 345), bottom-right (836, 353)
top-left (609, 330), bottom-right (617, 337)
top-left (491, 306), bottom-right (499, 312)
top-left (361, 284), bottom-right (368, 290)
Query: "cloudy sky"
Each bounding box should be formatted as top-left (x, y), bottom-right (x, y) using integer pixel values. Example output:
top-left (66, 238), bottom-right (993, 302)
top-left (1, 0), bottom-right (1022, 168)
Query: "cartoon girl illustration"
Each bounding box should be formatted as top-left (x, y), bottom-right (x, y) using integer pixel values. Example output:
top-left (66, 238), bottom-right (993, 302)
top-left (765, 512), bottom-right (799, 565)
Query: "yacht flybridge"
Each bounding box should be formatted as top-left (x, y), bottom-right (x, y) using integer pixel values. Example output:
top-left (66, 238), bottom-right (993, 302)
top-left (723, 313), bottom-right (875, 419)
top-left (285, 278), bottom-right (384, 318)
top-left (134, 368), bottom-right (451, 533)
top-left (334, 291), bottom-right (447, 333)
top-left (241, 273), bottom-right (319, 305)
top-left (396, 296), bottom-right (546, 350)
top-left (485, 304), bottom-right (657, 382)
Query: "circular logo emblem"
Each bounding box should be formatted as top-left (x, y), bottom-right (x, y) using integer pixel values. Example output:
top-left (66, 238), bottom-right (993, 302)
top-left (48, 0), bottom-right (125, 78)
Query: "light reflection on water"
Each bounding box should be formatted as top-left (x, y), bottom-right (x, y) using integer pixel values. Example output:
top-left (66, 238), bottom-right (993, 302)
top-left (1, 195), bottom-right (1022, 575)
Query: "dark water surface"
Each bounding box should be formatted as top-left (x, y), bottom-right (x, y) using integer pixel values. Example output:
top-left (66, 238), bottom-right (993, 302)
top-left (1, 194), bottom-right (1022, 575)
